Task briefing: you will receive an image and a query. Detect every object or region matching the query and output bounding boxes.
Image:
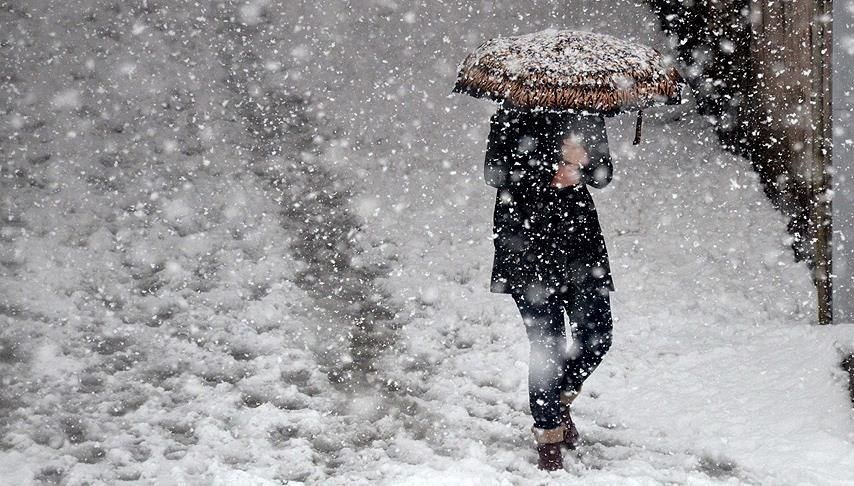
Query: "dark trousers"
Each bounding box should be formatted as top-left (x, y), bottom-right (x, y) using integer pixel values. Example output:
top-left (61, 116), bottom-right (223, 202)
top-left (512, 286), bottom-right (613, 430)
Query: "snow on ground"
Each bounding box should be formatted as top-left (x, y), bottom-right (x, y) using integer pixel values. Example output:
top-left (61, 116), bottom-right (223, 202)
top-left (1, 0), bottom-right (853, 485)
top-left (347, 109), bottom-right (854, 484)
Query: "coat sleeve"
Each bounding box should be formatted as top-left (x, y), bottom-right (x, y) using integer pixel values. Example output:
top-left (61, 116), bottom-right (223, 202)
top-left (483, 109), bottom-right (515, 188)
top-left (579, 116), bottom-right (613, 189)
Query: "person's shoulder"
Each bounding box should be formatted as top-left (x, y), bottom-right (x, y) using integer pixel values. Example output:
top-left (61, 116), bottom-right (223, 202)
top-left (566, 112), bottom-right (604, 125)
top-left (567, 113), bottom-right (606, 139)
top-left (491, 107), bottom-right (525, 132)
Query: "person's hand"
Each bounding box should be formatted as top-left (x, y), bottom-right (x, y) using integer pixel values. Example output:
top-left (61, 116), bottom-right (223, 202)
top-left (549, 137), bottom-right (589, 188)
top-left (561, 136), bottom-right (589, 167)
top-left (550, 163), bottom-right (582, 188)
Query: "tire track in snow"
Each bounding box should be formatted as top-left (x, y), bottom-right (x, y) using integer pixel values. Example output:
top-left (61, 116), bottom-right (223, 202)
top-left (214, 18), bottom-right (401, 387)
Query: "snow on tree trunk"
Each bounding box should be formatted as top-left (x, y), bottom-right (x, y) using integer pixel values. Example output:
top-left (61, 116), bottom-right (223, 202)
top-left (645, 0), bottom-right (834, 323)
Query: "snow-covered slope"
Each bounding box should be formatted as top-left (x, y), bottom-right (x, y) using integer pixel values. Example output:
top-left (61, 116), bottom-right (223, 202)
top-left (1, 0), bottom-right (853, 485)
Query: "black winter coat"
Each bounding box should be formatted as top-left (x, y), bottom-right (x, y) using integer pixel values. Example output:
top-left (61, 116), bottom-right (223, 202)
top-left (485, 107), bottom-right (615, 297)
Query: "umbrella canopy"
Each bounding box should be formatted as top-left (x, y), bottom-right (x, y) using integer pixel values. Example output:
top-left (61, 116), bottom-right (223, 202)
top-left (453, 29), bottom-right (684, 115)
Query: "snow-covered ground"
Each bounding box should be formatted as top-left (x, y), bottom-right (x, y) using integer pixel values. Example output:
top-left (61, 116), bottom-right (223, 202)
top-left (2, 0), bottom-right (853, 484)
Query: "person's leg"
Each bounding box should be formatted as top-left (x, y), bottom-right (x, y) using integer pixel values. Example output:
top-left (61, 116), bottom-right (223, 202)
top-left (511, 292), bottom-right (567, 430)
top-left (512, 291), bottom-right (567, 469)
top-left (561, 286), bottom-right (613, 394)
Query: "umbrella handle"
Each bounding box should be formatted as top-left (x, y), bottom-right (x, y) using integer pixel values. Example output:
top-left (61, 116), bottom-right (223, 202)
top-left (633, 110), bottom-right (643, 145)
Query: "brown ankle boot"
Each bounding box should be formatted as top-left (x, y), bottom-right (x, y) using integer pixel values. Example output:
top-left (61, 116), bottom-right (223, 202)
top-left (560, 389), bottom-right (581, 450)
top-left (532, 425), bottom-right (565, 471)
top-left (536, 443), bottom-right (563, 471)
top-left (559, 406), bottom-right (580, 450)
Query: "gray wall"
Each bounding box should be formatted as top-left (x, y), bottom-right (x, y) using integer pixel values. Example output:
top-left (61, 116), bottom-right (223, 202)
top-left (834, 1), bottom-right (854, 321)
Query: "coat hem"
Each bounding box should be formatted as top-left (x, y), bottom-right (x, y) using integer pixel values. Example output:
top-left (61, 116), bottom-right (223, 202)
top-left (490, 280), bottom-right (615, 294)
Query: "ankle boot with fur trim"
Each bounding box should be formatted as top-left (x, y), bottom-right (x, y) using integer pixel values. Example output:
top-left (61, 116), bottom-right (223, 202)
top-left (532, 425), bottom-right (565, 471)
top-left (559, 388), bottom-right (581, 449)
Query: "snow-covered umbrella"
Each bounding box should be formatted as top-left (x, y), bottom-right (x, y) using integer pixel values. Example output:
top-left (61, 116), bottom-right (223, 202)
top-left (453, 29), bottom-right (685, 143)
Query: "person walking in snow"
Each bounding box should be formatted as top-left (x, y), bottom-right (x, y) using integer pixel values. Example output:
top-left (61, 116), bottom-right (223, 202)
top-left (484, 104), bottom-right (614, 471)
